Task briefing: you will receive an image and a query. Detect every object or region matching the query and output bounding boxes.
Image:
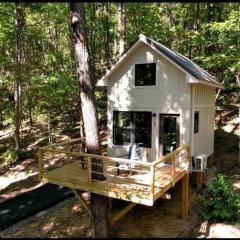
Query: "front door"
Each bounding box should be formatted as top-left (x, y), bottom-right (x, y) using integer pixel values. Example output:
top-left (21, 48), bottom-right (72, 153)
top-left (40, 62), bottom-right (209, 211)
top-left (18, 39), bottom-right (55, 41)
top-left (159, 114), bottom-right (180, 156)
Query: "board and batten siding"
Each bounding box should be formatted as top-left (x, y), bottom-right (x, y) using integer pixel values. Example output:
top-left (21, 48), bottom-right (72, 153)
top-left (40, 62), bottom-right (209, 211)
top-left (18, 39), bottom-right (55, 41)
top-left (107, 43), bottom-right (192, 162)
top-left (193, 84), bottom-right (216, 157)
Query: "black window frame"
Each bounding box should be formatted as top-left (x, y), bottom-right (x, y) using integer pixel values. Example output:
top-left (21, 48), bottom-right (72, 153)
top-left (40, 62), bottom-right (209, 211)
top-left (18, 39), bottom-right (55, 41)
top-left (194, 111), bottom-right (199, 134)
top-left (135, 63), bottom-right (156, 86)
top-left (113, 111), bottom-right (152, 148)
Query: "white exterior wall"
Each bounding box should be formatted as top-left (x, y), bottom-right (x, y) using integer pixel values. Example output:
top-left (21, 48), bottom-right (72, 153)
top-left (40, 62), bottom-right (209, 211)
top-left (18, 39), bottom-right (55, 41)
top-left (193, 84), bottom-right (216, 157)
top-left (107, 43), bottom-right (192, 162)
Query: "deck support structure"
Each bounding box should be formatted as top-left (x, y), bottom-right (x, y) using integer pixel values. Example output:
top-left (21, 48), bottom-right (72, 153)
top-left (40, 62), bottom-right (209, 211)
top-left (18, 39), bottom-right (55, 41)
top-left (196, 172), bottom-right (203, 190)
top-left (71, 188), bottom-right (91, 215)
top-left (110, 202), bottom-right (137, 225)
top-left (181, 173), bottom-right (189, 218)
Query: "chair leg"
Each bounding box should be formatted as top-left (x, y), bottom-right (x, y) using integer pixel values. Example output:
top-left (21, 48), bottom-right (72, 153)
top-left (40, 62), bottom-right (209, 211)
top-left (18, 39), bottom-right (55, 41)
top-left (116, 162), bottom-right (120, 175)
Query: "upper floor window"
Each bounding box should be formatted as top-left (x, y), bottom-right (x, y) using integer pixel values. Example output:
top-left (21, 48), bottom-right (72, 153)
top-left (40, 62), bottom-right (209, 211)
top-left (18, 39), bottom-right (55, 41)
top-left (135, 63), bottom-right (156, 86)
top-left (194, 111), bottom-right (199, 134)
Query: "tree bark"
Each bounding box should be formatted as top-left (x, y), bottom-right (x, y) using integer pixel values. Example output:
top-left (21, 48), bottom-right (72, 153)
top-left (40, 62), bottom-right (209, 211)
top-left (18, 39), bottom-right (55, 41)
top-left (118, 2), bottom-right (126, 55)
top-left (69, 2), bottom-right (109, 237)
top-left (194, 2), bottom-right (200, 30)
top-left (14, 2), bottom-right (24, 149)
top-left (166, 3), bottom-right (173, 48)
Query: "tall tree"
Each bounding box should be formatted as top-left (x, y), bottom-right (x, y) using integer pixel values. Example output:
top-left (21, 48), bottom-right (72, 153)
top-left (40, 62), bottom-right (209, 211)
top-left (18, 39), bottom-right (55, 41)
top-left (69, 2), bottom-right (109, 237)
top-left (118, 2), bottom-right (125, 54)
top-left (14, 2), bottom-right (24, 149)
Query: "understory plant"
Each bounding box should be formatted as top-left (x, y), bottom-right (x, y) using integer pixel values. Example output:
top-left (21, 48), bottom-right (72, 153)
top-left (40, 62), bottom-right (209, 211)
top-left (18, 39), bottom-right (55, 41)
top-left (3, 148), bottom-right (27, 167)
top-left (204, 174), bottom-right (240, 222)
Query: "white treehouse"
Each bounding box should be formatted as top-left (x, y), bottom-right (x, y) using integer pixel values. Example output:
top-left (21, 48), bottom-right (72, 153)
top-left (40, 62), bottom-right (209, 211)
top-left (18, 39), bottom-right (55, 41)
top-left (96, 34), bottom-right (223, 168)
top-left (38, 34), bottom-right (223, 225)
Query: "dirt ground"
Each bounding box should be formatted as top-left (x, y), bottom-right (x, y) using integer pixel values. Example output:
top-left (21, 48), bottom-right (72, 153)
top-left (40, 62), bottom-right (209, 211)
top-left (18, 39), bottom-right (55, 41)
top-left (0, 108), bottom-right (239, 238)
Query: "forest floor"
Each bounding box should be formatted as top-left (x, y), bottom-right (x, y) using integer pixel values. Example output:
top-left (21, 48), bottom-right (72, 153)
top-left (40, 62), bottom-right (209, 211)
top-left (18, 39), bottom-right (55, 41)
top-left (0, 106), bottom-right (239, 238)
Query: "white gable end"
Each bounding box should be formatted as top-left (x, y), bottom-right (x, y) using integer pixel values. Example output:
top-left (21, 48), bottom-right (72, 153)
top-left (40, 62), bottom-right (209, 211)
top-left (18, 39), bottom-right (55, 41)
top-left (108, 43), bottom-right (191, 110)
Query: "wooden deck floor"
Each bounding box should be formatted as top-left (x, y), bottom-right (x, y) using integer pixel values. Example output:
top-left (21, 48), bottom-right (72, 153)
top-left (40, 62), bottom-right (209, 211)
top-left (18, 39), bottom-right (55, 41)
top-left (41, 161), bottom-right (188, 206)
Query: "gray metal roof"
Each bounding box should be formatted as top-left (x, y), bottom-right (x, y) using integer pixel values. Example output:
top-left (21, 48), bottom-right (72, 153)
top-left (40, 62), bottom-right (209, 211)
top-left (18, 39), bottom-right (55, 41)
top-left (145, 36), bottom-right (221, 86)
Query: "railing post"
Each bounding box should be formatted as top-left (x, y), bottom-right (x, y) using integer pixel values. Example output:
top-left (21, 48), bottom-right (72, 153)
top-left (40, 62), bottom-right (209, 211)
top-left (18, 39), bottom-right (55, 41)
top-left (38, 149), bottom-right (43, 181)
top-left (87, 157), bottom-right (92, 181)
top-left (149, 165), bottom-right (155, 200)
top-left (172, 154), bottom-right (176, 176)
top-left (186, 145), bottom-right (190, 169)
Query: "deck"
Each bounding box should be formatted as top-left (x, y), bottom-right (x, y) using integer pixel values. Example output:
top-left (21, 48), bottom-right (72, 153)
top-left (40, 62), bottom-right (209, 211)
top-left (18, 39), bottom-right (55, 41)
top-left (38, 139), bottom-right (190, 207)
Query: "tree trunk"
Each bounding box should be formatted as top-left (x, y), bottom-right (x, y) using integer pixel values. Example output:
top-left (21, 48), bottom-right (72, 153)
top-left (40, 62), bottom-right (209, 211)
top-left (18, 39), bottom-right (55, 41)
top-left (69, 2), bottom-right (109, 237)
top-left (166, 3), bottom-right (173, 47)
top-left (194, 2), bottom-right (200, 30)
top-left (14, 2), bottom-right (24, 149)
top-left (118, 2), bottom-right (126, 55)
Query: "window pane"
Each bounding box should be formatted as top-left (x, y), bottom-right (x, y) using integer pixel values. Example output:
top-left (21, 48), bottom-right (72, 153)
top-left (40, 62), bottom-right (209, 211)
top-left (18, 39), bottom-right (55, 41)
top-left (134, 129), bottom-right (151, 148)
top-left (134, 112), bottom-right (152, 128)
top-left (134, 112), bottom-right (152, 148)
top-left (163, 117), bottom-right (176, 134)
top-left (114, 111), bottom-right (131, 128)
top-left (135, 63), bottom-right (156, 86)
top-left (194, 111), bottom-right (199, 133)
top-left (113, 111), bottom-right (152, 147)
top-left (114, 128), bottom-right (131, 145)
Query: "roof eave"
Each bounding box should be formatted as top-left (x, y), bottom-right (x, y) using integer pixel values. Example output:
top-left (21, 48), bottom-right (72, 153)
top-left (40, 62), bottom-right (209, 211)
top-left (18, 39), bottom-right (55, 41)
top-left (192, 79), bottom-right (224, 89)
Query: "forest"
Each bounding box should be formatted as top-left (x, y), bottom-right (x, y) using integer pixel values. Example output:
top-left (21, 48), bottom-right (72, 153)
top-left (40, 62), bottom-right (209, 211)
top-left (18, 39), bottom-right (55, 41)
top-left (0, 2), bottom-right (239, 238)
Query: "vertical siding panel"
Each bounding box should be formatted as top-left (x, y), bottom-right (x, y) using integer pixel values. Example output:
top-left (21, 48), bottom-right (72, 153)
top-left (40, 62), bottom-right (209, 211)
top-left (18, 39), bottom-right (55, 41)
top-left (193, 84), bottom-right (216, 157)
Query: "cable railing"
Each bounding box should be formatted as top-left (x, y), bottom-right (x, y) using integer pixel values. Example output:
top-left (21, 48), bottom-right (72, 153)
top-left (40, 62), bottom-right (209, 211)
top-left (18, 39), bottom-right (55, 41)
top-left (38, 139), bottom-right (190, 202)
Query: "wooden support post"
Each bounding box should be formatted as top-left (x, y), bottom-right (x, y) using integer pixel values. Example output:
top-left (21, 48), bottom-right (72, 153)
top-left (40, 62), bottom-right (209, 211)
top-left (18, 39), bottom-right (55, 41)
top-left (38, 149), bottom-right (43, 181)
top-left (196, 171), bottom-right (203, 190)
top-left (186, 146), bottom-right (190, 168)
top-left (72, 188), bottom-right (91, 215)
top-left (110, 202), bottom-right (137, 225)
top-left (87, 157), bottom-right (92, 181)
top-left (208, 154), bottom-right (214, 167)
top-left (181, 173), bottom-right (189, 218)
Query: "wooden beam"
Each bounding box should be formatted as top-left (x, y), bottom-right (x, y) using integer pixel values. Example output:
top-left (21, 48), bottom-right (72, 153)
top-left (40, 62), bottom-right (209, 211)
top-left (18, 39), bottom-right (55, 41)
top-left (196, 171), bottom-right (203, 190)
top-left (71, 188), bottom-right (91, 215)
top-left (181, 173), bottom-right (189, 218)
top-left (110, 202), bottom-right (137, 225)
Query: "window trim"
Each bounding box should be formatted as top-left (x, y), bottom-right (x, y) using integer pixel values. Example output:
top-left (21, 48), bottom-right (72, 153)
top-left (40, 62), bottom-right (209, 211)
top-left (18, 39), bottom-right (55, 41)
top-left (194, 111), bottom-right (199, 134)
top-left (113, 111), bottom-right (152, 148)
top-left (134, 63), bottom-right (156, 87)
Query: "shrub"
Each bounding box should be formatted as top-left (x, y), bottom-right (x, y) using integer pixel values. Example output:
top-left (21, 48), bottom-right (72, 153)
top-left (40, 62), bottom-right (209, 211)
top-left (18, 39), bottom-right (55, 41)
top-left (62, 123), bottom-right (76, 133)
top-left (204, 174), bottom-right (240, 222)
top-left (3, 148), bottom-right (27, 167)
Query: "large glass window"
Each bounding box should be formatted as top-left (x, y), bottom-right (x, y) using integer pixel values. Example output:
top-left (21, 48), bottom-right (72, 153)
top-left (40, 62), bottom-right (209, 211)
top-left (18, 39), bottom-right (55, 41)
top-left (135, 63), bottom-right (156, 86)
top-left (113, 111), bottom-right (152, 148)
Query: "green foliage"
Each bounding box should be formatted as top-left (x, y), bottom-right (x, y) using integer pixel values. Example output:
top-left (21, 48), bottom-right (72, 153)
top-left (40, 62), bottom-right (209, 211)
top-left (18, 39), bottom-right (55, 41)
top-left (3, 148), bottom-right (27, 166)
top-left (0, 2), bottom-right (239, 142)
top-left (204, 174), bottom-right (240, 222)
top-left (62, 123), bottom-right (76, 134)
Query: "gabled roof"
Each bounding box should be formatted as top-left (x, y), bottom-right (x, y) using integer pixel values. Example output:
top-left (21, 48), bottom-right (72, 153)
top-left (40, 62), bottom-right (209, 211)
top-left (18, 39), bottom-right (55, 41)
top-left (96, 34), bottom-right (223, 89)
